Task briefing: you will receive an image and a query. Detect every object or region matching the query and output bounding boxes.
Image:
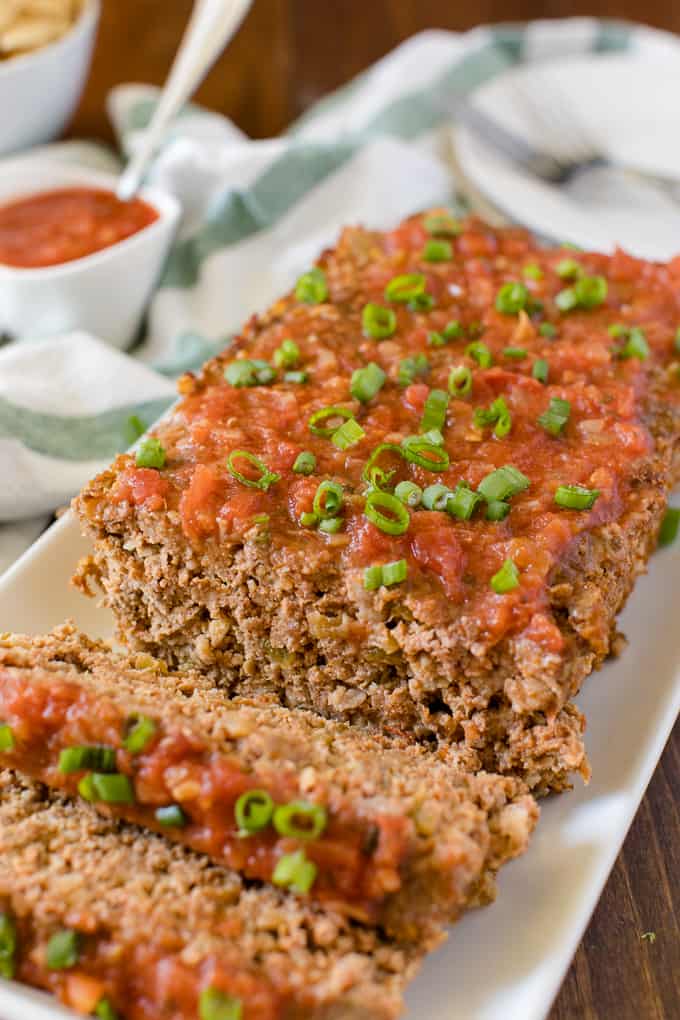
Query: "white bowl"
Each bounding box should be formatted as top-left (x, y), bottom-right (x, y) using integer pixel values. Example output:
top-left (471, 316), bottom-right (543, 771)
top-left (0, 0), bottom-right (101, 157)
top-left (0, 162), bottom-right (181, 350)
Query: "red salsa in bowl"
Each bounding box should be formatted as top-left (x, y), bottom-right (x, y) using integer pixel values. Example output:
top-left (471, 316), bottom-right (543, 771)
top-left (0, 187), bottom-right (159, 269)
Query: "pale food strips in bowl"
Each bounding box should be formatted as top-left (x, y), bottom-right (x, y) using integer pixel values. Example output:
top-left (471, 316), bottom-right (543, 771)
top-left (0, 0), bottom-right (85, 59)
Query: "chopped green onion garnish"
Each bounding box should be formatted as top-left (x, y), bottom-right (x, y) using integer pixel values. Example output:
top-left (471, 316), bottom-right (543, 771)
top-left (491, 558), bottom-right (520, 594)
top-left (77, 773), bottom-right (96, 802)
top-left (58, 745), bottom-right (116, 774)
top-left (224, 359), bottom-right (275, 387)
top-left (319, 516), bottom-right (343, 533)
top-left (308, 406), bottom-right (354, 437)
top-left (293, 451), bottom-right (316, 475)
top-left (0, 912), bottom-right (16, 980)
top-left (503, 347), bottom-right (527, 360)
top-left (272, 849), bottom-right (317, 894)
top-left (295, 267), bottom-right (328, 304)
top-left (300, 512), bottom-right (318, 528)
top-left (554, 484), bottom-right (600, 510)
top-left (539, 322), bottom-right (557, 338)
top-left (537, 397), bottom-right (571, 436)
top-left (122, 716), bottom-right (156, 755)
top-left (135, 437), bottom-right (166, 470)
top-left (362, 302), bottom-right (397, 339)
top-left (397, 353), bottom-right (429, 387)
top-left (199, 987), bottom-right (243, 1020)
top-left (351, 362), bottom-right (386, 402)
top-left (444, 320), bottom-right (464, 340)
top-left (384, 273), bottom-right (426, 304)
top-left (486, 500), bottom-right (511, 521)
top-left (658, 507), bottom-right (680, 547)
top-left (422, 239), bottom-right (452, 262)
top-left (424, 212), bottom-right (461, 237)
top-left (0, 723), bottom-right (15, 752)
top-left (363, 559), bottom-right (408, 590)
top-left (273, 800), bottom-right (327, 840)
top-left (273, 338), bottom-right (300, 369)
top-left (407, 292), bottom-right (435, 312)
top-left (423, 483), bottom-right (450, 511)
top-left (556, 274), bottom-right (607, 312)
top-left (313, 480), bottom-right (344, 519)
top-left (448, 364), bottom-right (472, 397)
top-left (90, 772), bottom-right (134, 804)
top-left (364, 490), bottom-right (410, 535)
top-left (532, 359), bottom-right (549, 384)
top-left (477, 465), bottom-right (530, 502)
top-left (465, 341), bottom-right (492, 369)
top-left (235, 789), bottom-right (274, 835)
top-left (421, 428), bottom-right (443, 446)
top-left (227, 450), bottom-right (280, 491)
top-left (675, 327), bottom-right (680, 353)
top-left (427, 330), bottom-right (446, 347)
top-left (495, 282), bottom-right (529, 315)
top-left (94, 999), bottom-right (119, 1020)
top-left (394, 481), bottom-right (423, 507)
top-left (332, 418), bottom-right (365, 450)
top-left (446, 482), bottom-right (483, 521)
top-left (608, 323), bottom-right (626, 338)
top-left (523, 263), bottom-right (542, 280)
top-left (46, 930), bottom-right (79, 970)
top-left (362, 442), bottom-right (404, 489)
top-left (617, 326), bottom-right (650, 360)
top-left (420, 388), bottom-right (449, 434)
top-left (401, 436), bottom-right (450, 471)
top-left (473, 396), bottom-right (512, 438)
top-left (556, 258), bottom-right (583, 280)
top-left (155, 805), bottom-right (187, 828)
top-left (284, 369), bottom-right (309, 384)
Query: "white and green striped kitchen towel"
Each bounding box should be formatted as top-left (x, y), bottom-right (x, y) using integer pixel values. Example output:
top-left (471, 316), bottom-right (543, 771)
top-left (2, 18), bottom-right (678, 573)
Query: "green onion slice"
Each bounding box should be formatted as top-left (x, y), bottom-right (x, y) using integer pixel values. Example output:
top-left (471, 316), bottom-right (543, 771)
top-left (537, 397), bottom-right (571, 436)
top-left (319, 516), bottom-right (343, 533)
top-left (384, 273), bottom-right (426, 304)
top-left (674, 326), bottom-right (680, 353)
top-left (285, 369), bottom-right (309, 384)
top-left (556, 258), bottom-right (583, 280)
top-left (295, 267), bottom-right (328, 304)
top-left (486, 500), bottom-right (511, 521)
top-left (313, 480), bottom-right (344, 519)
top-left (94, 999), bottom-right (119, 1020)
top-left (427, 330), bottom-right (446, 348)
top-left (293, 451), bottom-right (316, 475)
top-left (448, 364), bottom-right (472, 397)
top-left (91, 772), bottom-right (135, 804)
top-left (332, 418), bottom-right (365, 450)
top-left (235, 789), bottom-right (274, 836)
top-left (658, 507), bottom-right (680, 547)
top-left (420, 388), bottom-right (449, 434)
top-left (446, 482), bottom-right (483, 521)
top-left (422, 483), bottom-right (450, 511)
top-left (364, 559), bottom-right (408, 590)
top-left (58, 745), bottom-right (116, 774)
top-left (556, 274), bottom-right (607, 312)
top-left (300, 511), bottom-right (318, 528)
top-left (422, 239), bottom-right (452, 262)
top-left (273, 338), bottom-right (300, 369)
top-left (156, 805), bottom-right (187, 828)
top-left (272, 849), bottom-right (317, 894)
top-left (473, 396), bottom-right (512, 438)
top-left (397, 353), bottom-right (429, 387)
top-left (424, 212), bottom-right (462, 237)
top-left (227, 450), bottom-right (280, 491)
top-left (523, 262), bottom-right (543, 280)
top-left (503, 347), bottom-right (527, 360)
top-left (273, 800), bottom-right (327, 840)
top-left (444, 320), bottom-right (464, 340)
top-left (407, 292), bottom-right (435, 313)
top-left (394, 480), bottom-right (423, 507)
top-left (618, 326), bottom-right (650, 360)
top-left (361, 442), bottom-right (404, 489)
top-left (465, 341), bottom-right (492, 369)
top-left (362, 303), bottom-right (397, 339)
top-left (491, 558), bottom-right (520, 594)
top-left (401, 436), bottom-right (450, 472)
top-left (496, 281), bottom-right (529, 315)
top-left (554, 484), bottom-right (600, 510)
top-left (308, 406), bottom-right (354, 437)
top-left (532, 359), bottom-right (549, 384)
top-left (364, 490), bottom-right (410, 535)
top-left (477, 465), bottom-right (530, 502)
top-left (0, 723), bottom-right (15, 752)
top-left (0, 912), bottom-right (16, 980)
top-left (46, 930), bottom-right (80, 970)
top-left (135, 437), bottom-right (166, 470)
top-left (199, 986), bottom-right (243, 1020)
top-left (122, 716), bottom-right (157, 755)
top-left (224, 359), bottom-right (275, 387)
top-left (539, 322), bottom-right (557, 338)
top-left (351, 362), bottom-right (386, 402)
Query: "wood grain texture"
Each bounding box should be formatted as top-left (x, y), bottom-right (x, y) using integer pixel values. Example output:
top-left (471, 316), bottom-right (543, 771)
top-left (69, 3), bottom-right (679, 1017)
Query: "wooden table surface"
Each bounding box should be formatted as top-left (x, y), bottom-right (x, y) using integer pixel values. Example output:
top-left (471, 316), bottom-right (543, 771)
top-left (70, 3), bottom-right (679, 1017)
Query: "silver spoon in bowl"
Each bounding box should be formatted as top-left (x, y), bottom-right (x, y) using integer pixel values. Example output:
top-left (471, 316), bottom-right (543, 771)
top-left (117, 0), bottom-right (253, 202)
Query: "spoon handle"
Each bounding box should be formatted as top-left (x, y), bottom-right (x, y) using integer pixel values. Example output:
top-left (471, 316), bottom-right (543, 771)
top-left (117, 0), bottom-right (252, 201)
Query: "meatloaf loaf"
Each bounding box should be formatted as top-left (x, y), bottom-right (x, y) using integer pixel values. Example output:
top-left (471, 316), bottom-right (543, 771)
top-left (0, 624), bottom-right (537, 943)
top-left (0, 770), bottom-right (426, 1020)
top-left (74, 212), bottom-right (680, 793)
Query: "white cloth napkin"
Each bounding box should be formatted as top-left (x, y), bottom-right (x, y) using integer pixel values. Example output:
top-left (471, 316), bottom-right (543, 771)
top-left (1, 18), bottom-right (675, 574)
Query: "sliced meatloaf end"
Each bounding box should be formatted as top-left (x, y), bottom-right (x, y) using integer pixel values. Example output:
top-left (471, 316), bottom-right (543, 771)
top-left (0, 769), bottom-right (428, 1020)
top-left (73, 214), bottom-right (680, 793)
top-left (0, 625), bottom-right (538, 945)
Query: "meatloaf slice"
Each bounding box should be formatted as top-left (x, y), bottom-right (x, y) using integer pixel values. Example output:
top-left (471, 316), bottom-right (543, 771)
top-left (0, 770), bottom-right (427, 1020)
top-left (0, 624), bottom-right (538, 945)
top-left (73, 213), bottom-right (680, 793)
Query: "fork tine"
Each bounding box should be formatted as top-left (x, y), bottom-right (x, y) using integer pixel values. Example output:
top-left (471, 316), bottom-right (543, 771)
top-left (511, 76), bottom-right (597, 165)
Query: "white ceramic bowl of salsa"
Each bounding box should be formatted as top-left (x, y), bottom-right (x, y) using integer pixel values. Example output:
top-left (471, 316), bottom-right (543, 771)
top-left (0, 0), bottom-right (101, 157)
top-left (0, 160), bottom-right (181, 350)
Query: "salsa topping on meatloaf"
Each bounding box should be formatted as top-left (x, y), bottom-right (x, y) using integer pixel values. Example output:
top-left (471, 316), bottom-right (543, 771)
top-left (110, 212), bottom-right (680, 648)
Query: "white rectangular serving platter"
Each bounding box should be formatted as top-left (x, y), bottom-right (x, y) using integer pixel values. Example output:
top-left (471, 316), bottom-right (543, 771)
top-left (0, 508), bottom-right (678, 1020)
